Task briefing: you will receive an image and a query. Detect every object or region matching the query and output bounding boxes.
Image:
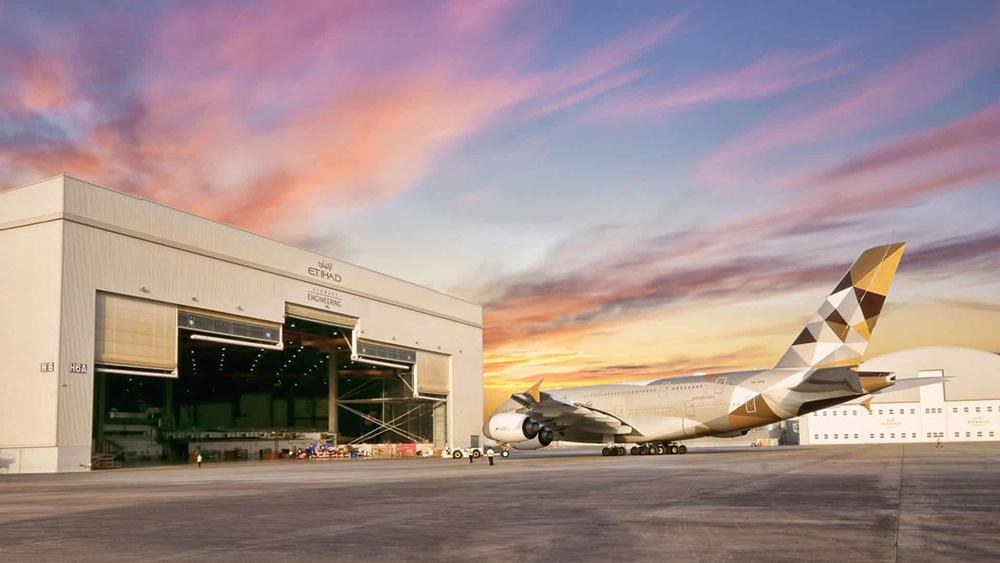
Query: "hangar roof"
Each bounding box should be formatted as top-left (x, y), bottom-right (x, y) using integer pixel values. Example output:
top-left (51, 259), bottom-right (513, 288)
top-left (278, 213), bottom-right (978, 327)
top-left (860, 346), bottom-right (1000, 402)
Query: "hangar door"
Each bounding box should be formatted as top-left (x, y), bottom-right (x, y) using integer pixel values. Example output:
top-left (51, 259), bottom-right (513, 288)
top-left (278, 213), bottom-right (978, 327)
top-left (285, 304), bottom-right (357, 329)
top-left (95, 292), bottom-right (178, 376)
top-left (415, 351), bottom-right (450, 396)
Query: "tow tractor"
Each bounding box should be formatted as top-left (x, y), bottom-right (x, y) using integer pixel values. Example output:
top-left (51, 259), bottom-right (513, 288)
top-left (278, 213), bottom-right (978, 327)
top-left (444, 446), bottom-right (510, 459)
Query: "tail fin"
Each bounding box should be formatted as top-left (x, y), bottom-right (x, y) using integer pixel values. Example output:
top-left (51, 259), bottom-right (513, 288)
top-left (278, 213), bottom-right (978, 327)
top-left (775, 242), bottom-right (905, 369)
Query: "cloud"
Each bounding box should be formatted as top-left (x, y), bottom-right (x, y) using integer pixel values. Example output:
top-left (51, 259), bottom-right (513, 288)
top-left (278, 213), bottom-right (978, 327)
top-left (485, 245), bottom-right (838, 348)
top-left (926, 298), bottom-right (1000, 314)
top-left (525, 69), bottom-right (647, 120)
top-left (898, 231), bottom-right (1000, 277)
top-left (699, 10), bottom-right (1000, 188)
top-left (510, 14), bottom-right (686, 121)
top-left (797, 102), bottom-right (1000, 187)
top-left (495, 345), bottom-right (770, 388)
top-left (591, 42), bottom-right (853, 119)
top-left (483, 217), bottom-right (1000, 355)
top-left (541, 15), bottom-right (685, 96)
top-left (0, 4), bottom-right (683, 242)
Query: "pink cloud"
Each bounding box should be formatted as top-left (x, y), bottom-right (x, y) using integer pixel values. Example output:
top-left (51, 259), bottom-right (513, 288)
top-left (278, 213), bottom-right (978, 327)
top-left (544, 15), bottom-right (685, 95)
top-left (699, 10), bottom-right (1000, 188)
top-left (798, 102), bottom-right (1000, 186)
top-left (0, 6), bottom-right (684, 240)
top-left (440, 0), bottom-right (522, 36)
top-left (591, 42), bottom-right (853, 119)
top-left (524, 68), bottom-right (647, 119)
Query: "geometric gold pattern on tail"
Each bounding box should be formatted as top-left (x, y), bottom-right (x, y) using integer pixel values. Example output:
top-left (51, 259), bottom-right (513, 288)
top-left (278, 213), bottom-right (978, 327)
top-left (775, 242), bottom-right (905, 369)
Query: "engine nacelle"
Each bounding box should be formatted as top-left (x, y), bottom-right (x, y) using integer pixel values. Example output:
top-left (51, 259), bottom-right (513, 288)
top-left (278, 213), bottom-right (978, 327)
top-left (486, 412), bottom-right (540, 443)
top-left (510, 428), bottom-right (555, 450)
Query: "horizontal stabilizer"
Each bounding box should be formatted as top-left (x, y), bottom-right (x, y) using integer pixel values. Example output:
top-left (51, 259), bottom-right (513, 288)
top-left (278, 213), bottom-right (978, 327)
top-left (868, 376), bottom-right (946, 396)
top-left (843, 376), bottom-right (947, 404)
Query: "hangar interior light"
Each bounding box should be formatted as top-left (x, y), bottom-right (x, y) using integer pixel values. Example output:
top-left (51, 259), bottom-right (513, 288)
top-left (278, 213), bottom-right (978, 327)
top-left (92, 314), bottom-right (443, 467)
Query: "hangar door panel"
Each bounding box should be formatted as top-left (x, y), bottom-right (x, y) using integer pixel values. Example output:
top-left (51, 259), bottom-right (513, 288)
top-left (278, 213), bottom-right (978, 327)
top-left (285, 304), bottom-right (357, 328)
top-left (416, 351), bottom-right (450, 395)
top-left (96, 293), bottom-right (177, 370)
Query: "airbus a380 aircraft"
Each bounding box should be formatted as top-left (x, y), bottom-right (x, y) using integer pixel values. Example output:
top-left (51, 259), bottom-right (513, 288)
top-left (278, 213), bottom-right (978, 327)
top-left (484, 242), bottom-right (942, 456)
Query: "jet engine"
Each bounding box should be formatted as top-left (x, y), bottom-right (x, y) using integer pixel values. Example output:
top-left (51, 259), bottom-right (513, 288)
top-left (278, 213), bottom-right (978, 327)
top-left (486, 412), bottom-right (540, 443)
top-left (510, 428), bottom-right (555, 450)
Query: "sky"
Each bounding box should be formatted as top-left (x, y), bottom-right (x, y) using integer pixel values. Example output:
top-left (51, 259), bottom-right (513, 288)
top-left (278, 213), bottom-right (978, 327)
top-left (1, 1), bottom-right (998, 414)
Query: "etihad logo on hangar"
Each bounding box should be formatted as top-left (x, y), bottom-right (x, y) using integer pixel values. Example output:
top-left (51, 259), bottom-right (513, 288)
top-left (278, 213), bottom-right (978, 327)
top-left (308, 260), bottom-right (342, 283)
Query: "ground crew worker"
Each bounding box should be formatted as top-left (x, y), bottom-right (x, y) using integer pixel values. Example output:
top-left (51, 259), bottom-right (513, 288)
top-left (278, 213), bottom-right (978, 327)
top-left (468, 449), bottom-right (474, 464)
top-left (936, 436), bottom-right (943, 448)
top-left (486, 447), bottom-right (495, 466)
top-left (196, 452), bottom-right (203, 468)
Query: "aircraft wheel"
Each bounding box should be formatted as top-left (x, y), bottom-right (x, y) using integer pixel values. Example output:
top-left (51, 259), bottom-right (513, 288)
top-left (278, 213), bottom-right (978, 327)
top-left (630, 447), bottom-right (638, 455)
top-left (669, 445), bottom-right (679, 455)
top-left (678, 445), bottom-right (687, 455)
top-left (500, 450), bottom-right (510, 458)
top-left (452, 450), bottom-right (463, 459)
top-left (656, 445), bottom-right (665, 455)
top-left (473, 450), bottom-right (482, 458)
top-left (616, 446), bottom-right (626, 456)
top-left (638, 445), bottom-right (648, 455)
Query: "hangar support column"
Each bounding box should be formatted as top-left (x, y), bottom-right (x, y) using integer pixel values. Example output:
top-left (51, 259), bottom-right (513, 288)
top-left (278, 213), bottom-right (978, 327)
top-left (328, 360), bottom-right (339, 437)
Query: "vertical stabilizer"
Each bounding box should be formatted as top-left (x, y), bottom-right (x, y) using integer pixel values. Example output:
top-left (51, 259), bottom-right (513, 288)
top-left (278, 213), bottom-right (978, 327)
top-left (775, 243), bottom-right (905, 369)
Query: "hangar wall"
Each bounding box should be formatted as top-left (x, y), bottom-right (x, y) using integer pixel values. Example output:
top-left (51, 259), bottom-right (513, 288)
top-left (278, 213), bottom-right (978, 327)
top-left (798, 347), bottom-right (1000, 445)
top-left (0, 175), bottom-right (484, 473)
top-left (0, 204), bottom-right (64, 473)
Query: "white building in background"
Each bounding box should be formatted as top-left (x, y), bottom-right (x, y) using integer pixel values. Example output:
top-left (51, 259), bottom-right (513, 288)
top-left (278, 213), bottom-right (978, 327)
top-left (0, 175), bottom-right (484, 474)
top-left (798, 347), bottom-right (1000, 445)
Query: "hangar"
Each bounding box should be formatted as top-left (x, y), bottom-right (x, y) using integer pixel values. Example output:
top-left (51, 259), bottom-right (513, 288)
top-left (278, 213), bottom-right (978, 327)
top-left (796, 347), bottom-right (1000, 445)
top-left (0, 175), bottom-right (484, 474)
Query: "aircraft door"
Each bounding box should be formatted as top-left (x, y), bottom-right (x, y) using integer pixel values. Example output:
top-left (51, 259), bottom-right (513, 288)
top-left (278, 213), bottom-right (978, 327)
top-left (612, 394), bottom-right (625, 418)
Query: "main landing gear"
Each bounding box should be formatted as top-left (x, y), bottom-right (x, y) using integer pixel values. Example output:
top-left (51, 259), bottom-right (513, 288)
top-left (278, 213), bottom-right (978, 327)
top-left (628, 442), bottom-right (688, 456)
top-left (601, 443), bottom-right (688, 456)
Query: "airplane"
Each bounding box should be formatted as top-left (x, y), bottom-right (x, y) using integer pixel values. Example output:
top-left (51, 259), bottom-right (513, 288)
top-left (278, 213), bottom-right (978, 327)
top-left (484, 242), bottom-right (942, 456)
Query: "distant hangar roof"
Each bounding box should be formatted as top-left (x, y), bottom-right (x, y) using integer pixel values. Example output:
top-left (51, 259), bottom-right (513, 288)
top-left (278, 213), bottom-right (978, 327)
top-left (860, 346), bottom-right (1000, 403)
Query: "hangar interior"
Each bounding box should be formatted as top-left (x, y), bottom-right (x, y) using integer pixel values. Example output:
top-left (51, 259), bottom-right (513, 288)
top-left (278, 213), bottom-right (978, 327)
top-left (92, 295), bottom-right (448, 465)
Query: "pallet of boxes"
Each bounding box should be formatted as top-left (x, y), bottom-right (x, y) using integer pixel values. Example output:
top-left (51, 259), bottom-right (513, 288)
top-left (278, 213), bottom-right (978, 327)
top-left (307, 442), bottom-right (353, 460)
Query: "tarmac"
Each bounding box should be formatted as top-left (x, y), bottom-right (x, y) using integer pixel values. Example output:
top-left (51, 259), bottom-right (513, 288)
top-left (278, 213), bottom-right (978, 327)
top-left (1, 443), bottom-right (999, 562)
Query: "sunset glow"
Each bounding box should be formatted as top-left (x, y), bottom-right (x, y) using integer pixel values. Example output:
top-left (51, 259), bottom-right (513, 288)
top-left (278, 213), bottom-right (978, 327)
top-left (1, 1), bottom-right (997, 417)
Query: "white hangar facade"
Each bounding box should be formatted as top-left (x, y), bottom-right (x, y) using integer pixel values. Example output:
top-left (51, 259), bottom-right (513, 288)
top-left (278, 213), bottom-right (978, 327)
top-left (797, 347), bottom-right (1000, 445)
top-left (0, 175), bottom-right (484, 474)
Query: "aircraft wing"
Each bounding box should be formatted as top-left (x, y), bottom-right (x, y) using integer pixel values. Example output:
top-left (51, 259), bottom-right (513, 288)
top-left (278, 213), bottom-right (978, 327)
top-left (512, 390), bottom-right (634, 436)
